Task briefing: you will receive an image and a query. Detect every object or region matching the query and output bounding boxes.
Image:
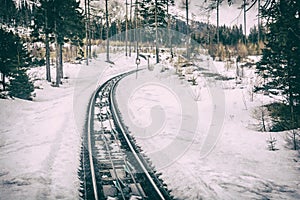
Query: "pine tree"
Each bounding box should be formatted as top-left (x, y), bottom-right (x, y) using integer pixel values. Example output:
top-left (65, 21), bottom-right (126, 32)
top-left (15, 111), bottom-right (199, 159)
top-left (32, 0), bottom-right (84, 86)
top-left (139, 0), bottom-right (168, 63)
top-left (0, 28), bottom-right (33, 99)
top-left (32, 0), bottom-right (53, 82)
top-left (256, 0), bottom-right (300, 149)
top-left (0, 28), bottom-right (28, 90)
top-left (15, 0), bottom-right (35, 27)
top-left (256, 0), bottom-right (300, 105)
top-left (0, 0), bottom-right (17, 26)
top-left (140, 0), bottom-right (167, 28)
top-left (54, 0), bottom-right (85, 80)
top-left (0, 0), bottom-right (38, 28)
top-left (8, 69), bottom-right (34, 100)
top-left (248, 25), bottom-right (259, 44)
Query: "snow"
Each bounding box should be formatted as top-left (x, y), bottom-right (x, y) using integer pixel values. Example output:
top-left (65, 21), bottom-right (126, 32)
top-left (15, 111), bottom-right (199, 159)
top-left (1, 49), bottom-right (299, 199)
top-left (0, 53), bottom-right (139, 199)
top-left (0, 66), bottom-right (81, 199)
top-left (116, 54), bottom-right (300, 199)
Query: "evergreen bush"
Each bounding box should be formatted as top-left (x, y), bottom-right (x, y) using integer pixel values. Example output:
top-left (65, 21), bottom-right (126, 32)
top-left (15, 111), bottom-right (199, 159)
top-left (8, 70), bottom-right (34, 100)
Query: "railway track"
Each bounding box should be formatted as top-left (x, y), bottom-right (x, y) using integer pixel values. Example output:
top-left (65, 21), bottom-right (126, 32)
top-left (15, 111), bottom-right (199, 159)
top-left (80, 71), bottom-right (173, 200)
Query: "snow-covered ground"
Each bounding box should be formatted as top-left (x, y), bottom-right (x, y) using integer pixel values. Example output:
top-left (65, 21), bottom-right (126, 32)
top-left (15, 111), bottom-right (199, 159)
top-left (116, 54), bottom-right (300, 199)
top-left (1, 51), bottom-right (299, 200)
top-left (0, 53), bottom-right (140, 199)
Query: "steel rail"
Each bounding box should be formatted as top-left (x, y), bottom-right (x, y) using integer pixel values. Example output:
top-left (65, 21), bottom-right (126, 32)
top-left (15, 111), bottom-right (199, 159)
top-left (110, 76), bottom-right (166, 200)
top-left (87, 89), bottom-right (99, 200)
top-left (87, 69), bottom-right (167, 200)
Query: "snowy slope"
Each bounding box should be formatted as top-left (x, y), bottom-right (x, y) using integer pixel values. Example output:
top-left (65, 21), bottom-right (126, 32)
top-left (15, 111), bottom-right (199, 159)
top-left (0, 64), bottom-right (82, 199)
top-left (0, 53), bottom-right (141, 199)
top-left (116, 54), bottom-right (300, 199)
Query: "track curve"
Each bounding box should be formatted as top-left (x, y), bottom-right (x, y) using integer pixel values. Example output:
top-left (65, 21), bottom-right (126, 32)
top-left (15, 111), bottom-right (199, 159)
top-left (80, 70), bottom-right (173, 200)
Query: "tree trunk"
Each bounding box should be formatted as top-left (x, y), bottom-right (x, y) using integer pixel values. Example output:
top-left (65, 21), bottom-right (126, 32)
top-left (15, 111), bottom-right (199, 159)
top-left (54, 18), bottom-right (60, 87)
top-left (45, 8), bottom-right (51, 82)
top-left (257, 0), bottom-right (260, 43)
top-left (217, 0), bottom-right (220, 44)
top-left (186, 0), bottom-right (189, 59)
top-left (59, 43), bottom-right (63, 80)
top-left (291, 105), bottom-right (297, 150)
top-left (70, 45), bottom-right (73, 61)
top-left (105, 0), bottom-right (110, 62)
top-left (244, 0), bottom-right (247, 44)
top-left (88, 0), bottom-right (92, 59)
top-left (125, 0), bottom-right (128, 56)
top-left (167, 0), bottom-right (173, 57)
top-left (85, 0), bottom-right (89, 65)
top-left (287, 63), bottom-right (297, 150)
top-left (100, 18), bottom-right (103, 40)
top-left (155, 0), bottom-right (159, 63)
top-left (261, 108), bottom-right (266, 131)
top-left (55, 43), bottom-right (60, 86)
top-left (45, 34), bottom-right (51, 82)
top-left (1, 73), bottom-right (5, 91)
top-left (129, 0), bottom-right (132, 57)
top-left (289, 86), bottom-right (297, 150)
top-left (207, 9), bottom-right (211, 47)
top-left (236, 58), bottom-right (239, 77)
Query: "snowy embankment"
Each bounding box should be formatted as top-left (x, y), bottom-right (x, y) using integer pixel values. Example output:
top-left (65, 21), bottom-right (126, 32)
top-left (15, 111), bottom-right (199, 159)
top-left (116, 54), bottom-right (300, 199)
top-left (0, 53), bottom-right (139, 199)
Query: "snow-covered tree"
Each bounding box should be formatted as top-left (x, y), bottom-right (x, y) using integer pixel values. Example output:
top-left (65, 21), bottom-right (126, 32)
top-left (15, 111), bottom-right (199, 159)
top-left (140, 0), bottom-right (167, 28)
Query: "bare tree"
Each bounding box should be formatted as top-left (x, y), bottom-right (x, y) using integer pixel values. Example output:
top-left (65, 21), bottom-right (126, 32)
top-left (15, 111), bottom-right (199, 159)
top-left (252, 104), bottom-right (269, 132)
